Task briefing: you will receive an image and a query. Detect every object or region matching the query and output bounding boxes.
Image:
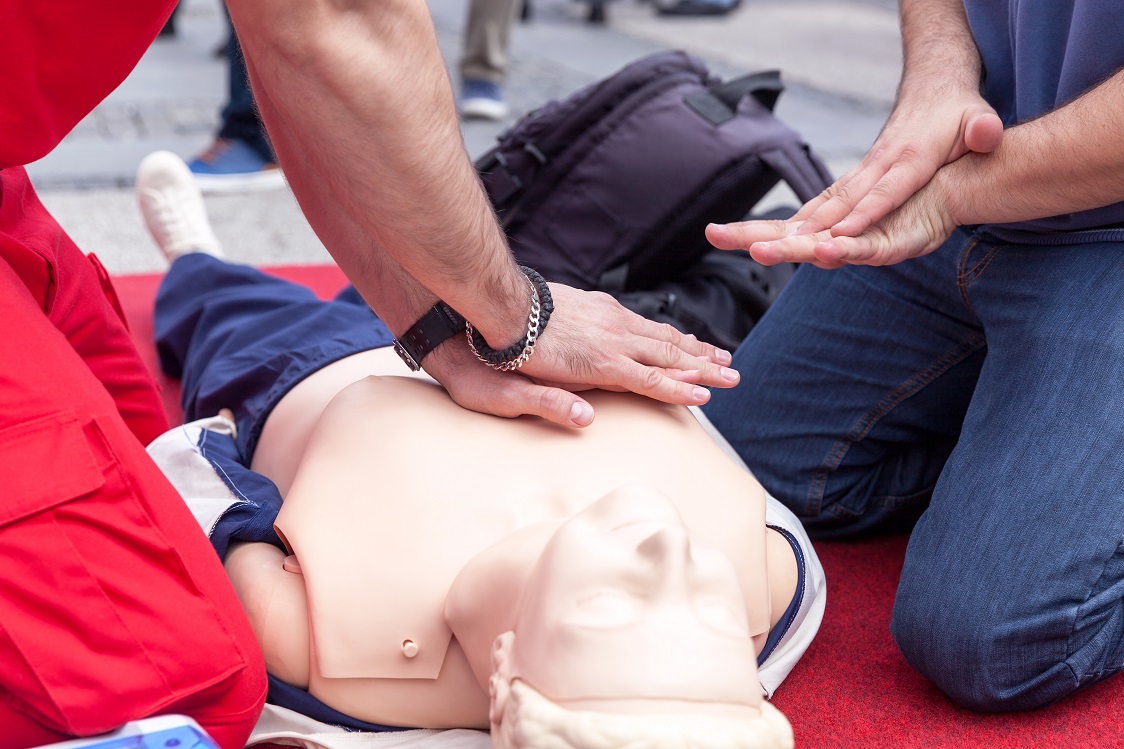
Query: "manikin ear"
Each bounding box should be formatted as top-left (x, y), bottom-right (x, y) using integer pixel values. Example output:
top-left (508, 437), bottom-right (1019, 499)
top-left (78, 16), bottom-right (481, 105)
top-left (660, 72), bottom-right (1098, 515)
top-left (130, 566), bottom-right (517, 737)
top-left (488, 631), bottom-right (516, 731)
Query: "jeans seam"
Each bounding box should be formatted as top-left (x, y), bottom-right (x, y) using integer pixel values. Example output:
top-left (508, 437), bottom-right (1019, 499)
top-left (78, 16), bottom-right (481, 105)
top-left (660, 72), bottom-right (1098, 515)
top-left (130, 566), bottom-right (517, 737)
top-left (1066, 540), bottom-right (1124, 684)
top-left (957, 236), bottom-right (1004, 316)
top-left (861, 485), bottom-right (935, 511)
top-left (806, 332), bottom-right (987, 516)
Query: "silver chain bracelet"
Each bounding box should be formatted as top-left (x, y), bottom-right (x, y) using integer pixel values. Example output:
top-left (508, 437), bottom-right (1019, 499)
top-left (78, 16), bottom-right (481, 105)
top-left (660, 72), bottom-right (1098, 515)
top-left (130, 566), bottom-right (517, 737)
top-left (466, 274), bottom-right (543, 371)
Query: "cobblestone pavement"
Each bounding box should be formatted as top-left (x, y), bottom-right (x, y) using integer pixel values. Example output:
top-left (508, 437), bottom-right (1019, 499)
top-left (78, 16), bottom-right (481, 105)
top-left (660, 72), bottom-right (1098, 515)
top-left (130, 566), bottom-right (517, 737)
top-left (27, 0), bottom-right (900, 273)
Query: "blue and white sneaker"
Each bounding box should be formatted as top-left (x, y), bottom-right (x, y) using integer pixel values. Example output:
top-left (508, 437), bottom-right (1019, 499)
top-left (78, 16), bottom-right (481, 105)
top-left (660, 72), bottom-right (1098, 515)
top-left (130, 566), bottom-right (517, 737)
top-left (459, 79), bottom-right (508, 121)
top-left (187, 138), bottom-right (286, 194)
top-left (655, 0), bottom-right (741, 15)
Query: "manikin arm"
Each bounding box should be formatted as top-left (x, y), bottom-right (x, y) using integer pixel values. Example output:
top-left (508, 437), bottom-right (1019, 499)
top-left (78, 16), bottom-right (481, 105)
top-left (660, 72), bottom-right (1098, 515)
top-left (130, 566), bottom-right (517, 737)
top-left (223, 542), bottom-right (311, 690)
top-left (222, 0), bottom-right (739, 424)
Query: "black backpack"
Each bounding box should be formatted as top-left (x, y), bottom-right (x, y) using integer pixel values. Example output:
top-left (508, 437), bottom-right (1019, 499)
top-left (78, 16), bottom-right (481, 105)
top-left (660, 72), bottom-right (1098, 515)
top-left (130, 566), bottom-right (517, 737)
top-left (475, 50), bottom-right (831, 346)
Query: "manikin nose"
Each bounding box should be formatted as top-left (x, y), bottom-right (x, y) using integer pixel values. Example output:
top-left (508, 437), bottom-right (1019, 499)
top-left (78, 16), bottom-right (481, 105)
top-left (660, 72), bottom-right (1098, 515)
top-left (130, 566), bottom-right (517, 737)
top-left (636, 525), bottom-right (693, 589)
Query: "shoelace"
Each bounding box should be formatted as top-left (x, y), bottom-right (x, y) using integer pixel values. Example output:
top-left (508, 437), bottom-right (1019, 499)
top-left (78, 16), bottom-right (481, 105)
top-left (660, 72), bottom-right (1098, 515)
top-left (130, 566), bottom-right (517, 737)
top-left (196, 139), bottom-right (233, 165)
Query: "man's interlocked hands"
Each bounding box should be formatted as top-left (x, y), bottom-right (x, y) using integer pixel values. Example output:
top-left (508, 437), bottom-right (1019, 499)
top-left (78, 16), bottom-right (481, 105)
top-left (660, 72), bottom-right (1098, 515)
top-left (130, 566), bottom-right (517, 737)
top-left (707, 77), bottom-right (1003, 269)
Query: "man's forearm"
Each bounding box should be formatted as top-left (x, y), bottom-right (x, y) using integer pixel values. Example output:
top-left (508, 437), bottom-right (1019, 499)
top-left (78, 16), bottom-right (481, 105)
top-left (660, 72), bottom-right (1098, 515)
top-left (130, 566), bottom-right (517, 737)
top-left (243, 51), bottom-right (435, 334)
top-left (939, 69), bottom-right (1124, 227)
top-left (897, 0), bottom-right (983, 101)
top-left (226, 0), bottom-right (528, 347)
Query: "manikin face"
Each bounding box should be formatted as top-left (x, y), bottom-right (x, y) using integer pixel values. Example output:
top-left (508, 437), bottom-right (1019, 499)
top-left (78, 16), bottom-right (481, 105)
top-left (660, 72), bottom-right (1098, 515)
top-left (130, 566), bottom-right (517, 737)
top-left (509, 486), bottom-right (764, 717)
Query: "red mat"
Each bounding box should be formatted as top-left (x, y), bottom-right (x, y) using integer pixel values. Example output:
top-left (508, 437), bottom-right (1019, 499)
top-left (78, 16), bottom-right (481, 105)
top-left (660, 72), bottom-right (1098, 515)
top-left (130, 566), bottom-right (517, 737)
top-left (114, 267), bottom-right (1124, 749)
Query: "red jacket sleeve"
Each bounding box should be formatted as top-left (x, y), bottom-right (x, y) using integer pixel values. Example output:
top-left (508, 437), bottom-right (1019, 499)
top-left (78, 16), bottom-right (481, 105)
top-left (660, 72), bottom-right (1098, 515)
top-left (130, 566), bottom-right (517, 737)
top-left (0, 1), bottom-right (175, 168)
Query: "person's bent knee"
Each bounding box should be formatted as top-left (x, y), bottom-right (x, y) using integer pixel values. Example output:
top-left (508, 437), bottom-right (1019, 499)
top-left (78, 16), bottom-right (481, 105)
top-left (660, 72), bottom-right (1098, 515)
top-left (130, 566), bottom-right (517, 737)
top-left (891, 590), bottom-right (1087, 712)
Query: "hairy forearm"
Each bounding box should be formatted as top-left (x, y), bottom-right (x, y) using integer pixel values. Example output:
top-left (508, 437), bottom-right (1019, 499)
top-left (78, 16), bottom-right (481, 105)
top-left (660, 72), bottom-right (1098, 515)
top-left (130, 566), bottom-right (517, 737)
top-left (247, 72), bottom-right (435, 333)
top-left (897, 0), bottom-right (983, 101)
top-left (226, 0), bottom-right (527, 344)
top-left (939, 69), bottom-right (1124, 226)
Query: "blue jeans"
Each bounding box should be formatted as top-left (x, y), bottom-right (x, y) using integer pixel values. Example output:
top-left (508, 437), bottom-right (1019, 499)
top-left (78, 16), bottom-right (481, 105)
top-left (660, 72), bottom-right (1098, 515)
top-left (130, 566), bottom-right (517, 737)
top-left (218, 26), bottom-right (275, 164)
top-left (703, 225), bottom-right (1124, 711)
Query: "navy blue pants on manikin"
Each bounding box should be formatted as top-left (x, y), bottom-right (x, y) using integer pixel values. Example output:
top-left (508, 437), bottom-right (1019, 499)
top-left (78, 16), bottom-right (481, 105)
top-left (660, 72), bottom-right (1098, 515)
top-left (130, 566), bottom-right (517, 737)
top-left (155, 253), bottom-right (395, 463)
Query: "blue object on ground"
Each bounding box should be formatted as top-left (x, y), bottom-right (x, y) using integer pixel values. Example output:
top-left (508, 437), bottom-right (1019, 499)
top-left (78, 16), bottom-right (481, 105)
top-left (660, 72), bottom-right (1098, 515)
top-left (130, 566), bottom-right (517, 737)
top-left (459, 79), bottom-right (508, 121)
top-left (187, 137), bottom-right (285, 193)
top-left (656, 0), bottom-right (740, 15)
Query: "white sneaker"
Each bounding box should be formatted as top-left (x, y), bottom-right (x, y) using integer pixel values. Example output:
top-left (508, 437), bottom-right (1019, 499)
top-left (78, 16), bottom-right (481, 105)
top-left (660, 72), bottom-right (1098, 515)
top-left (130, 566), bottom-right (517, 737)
top-left (136, 150), bottom-right (225, 262)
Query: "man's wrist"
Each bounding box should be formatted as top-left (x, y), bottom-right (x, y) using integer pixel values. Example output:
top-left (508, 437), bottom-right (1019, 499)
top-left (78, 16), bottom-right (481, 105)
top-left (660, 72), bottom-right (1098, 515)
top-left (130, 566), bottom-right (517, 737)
top-left (461, 262), bottom-right (537, 350)
top-left (419, 331), bottom-right (476, 383)
top-left (931, 156), bottom-right (975, 227)
top-left (894, 61), bottom-right (982, 111)
top-left (466, 267), bottom-right (553, 372)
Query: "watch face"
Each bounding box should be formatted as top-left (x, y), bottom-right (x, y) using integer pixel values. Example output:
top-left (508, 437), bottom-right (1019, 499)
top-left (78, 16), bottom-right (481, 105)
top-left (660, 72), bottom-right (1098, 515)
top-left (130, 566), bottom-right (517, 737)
top-left (392, 339), bottom-right (421, 371)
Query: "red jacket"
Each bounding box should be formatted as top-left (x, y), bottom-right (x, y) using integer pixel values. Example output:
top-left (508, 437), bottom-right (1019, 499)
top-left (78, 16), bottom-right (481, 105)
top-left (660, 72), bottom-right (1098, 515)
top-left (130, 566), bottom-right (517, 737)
top-left (0, 1), bottom-right (175, 169)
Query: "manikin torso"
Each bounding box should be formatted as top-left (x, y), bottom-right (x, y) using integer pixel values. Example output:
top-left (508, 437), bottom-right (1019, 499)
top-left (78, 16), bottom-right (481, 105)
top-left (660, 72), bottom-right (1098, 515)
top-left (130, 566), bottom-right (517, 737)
top-left (228, 348), bottom-right (796, 730)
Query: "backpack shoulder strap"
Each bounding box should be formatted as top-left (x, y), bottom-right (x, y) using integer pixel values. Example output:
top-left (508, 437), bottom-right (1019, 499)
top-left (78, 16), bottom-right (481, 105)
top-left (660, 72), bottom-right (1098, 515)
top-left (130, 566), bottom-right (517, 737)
top-left (684, 68), bottom-right (833, 204)
top-left (684, 69), bottom-right (784, 125)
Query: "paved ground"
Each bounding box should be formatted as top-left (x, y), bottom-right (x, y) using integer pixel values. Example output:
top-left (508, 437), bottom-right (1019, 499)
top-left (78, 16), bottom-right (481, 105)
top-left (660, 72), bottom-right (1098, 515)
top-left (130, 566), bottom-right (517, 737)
top-left (27, 0), bottom-right (901, 274)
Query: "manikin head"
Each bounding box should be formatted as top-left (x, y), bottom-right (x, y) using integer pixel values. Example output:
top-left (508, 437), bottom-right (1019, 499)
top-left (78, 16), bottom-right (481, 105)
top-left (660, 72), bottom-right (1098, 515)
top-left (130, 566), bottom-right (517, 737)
top-left (488, 486), bottom-right (793, 749)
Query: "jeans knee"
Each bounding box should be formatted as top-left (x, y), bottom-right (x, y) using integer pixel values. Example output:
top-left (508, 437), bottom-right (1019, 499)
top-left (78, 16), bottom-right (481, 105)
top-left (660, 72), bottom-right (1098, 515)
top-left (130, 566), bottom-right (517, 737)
top-left (891, 588), bottom-right (1085, 712)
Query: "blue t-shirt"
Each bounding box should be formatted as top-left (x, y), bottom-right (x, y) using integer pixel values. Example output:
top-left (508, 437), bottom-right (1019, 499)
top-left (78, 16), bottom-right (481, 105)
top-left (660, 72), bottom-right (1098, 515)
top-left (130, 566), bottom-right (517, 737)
top-left (964, 0), bottom-right (1124, 232)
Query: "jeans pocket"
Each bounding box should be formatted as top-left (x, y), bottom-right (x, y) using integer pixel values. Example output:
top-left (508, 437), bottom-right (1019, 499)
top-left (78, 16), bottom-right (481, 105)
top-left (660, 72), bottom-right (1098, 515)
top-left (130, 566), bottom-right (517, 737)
top-left (0, 412), bottom-right (246, 736)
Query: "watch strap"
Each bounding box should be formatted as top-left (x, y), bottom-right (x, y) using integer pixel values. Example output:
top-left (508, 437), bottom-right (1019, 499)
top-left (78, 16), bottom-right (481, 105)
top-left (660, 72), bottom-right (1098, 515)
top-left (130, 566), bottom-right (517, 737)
top-left (392, 303), bottom-right (467, 371)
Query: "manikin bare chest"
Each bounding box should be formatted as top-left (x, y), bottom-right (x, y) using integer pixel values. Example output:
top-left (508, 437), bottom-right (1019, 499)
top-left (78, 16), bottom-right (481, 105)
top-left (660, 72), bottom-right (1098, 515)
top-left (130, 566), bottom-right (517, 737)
top-left (261, 363), bottom-right (769, 686)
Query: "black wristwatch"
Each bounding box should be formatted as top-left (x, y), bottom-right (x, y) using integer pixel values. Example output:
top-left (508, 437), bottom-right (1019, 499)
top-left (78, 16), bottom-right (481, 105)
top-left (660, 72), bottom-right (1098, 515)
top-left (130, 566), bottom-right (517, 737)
top-left (392, 303), bottom-right (467, 371)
